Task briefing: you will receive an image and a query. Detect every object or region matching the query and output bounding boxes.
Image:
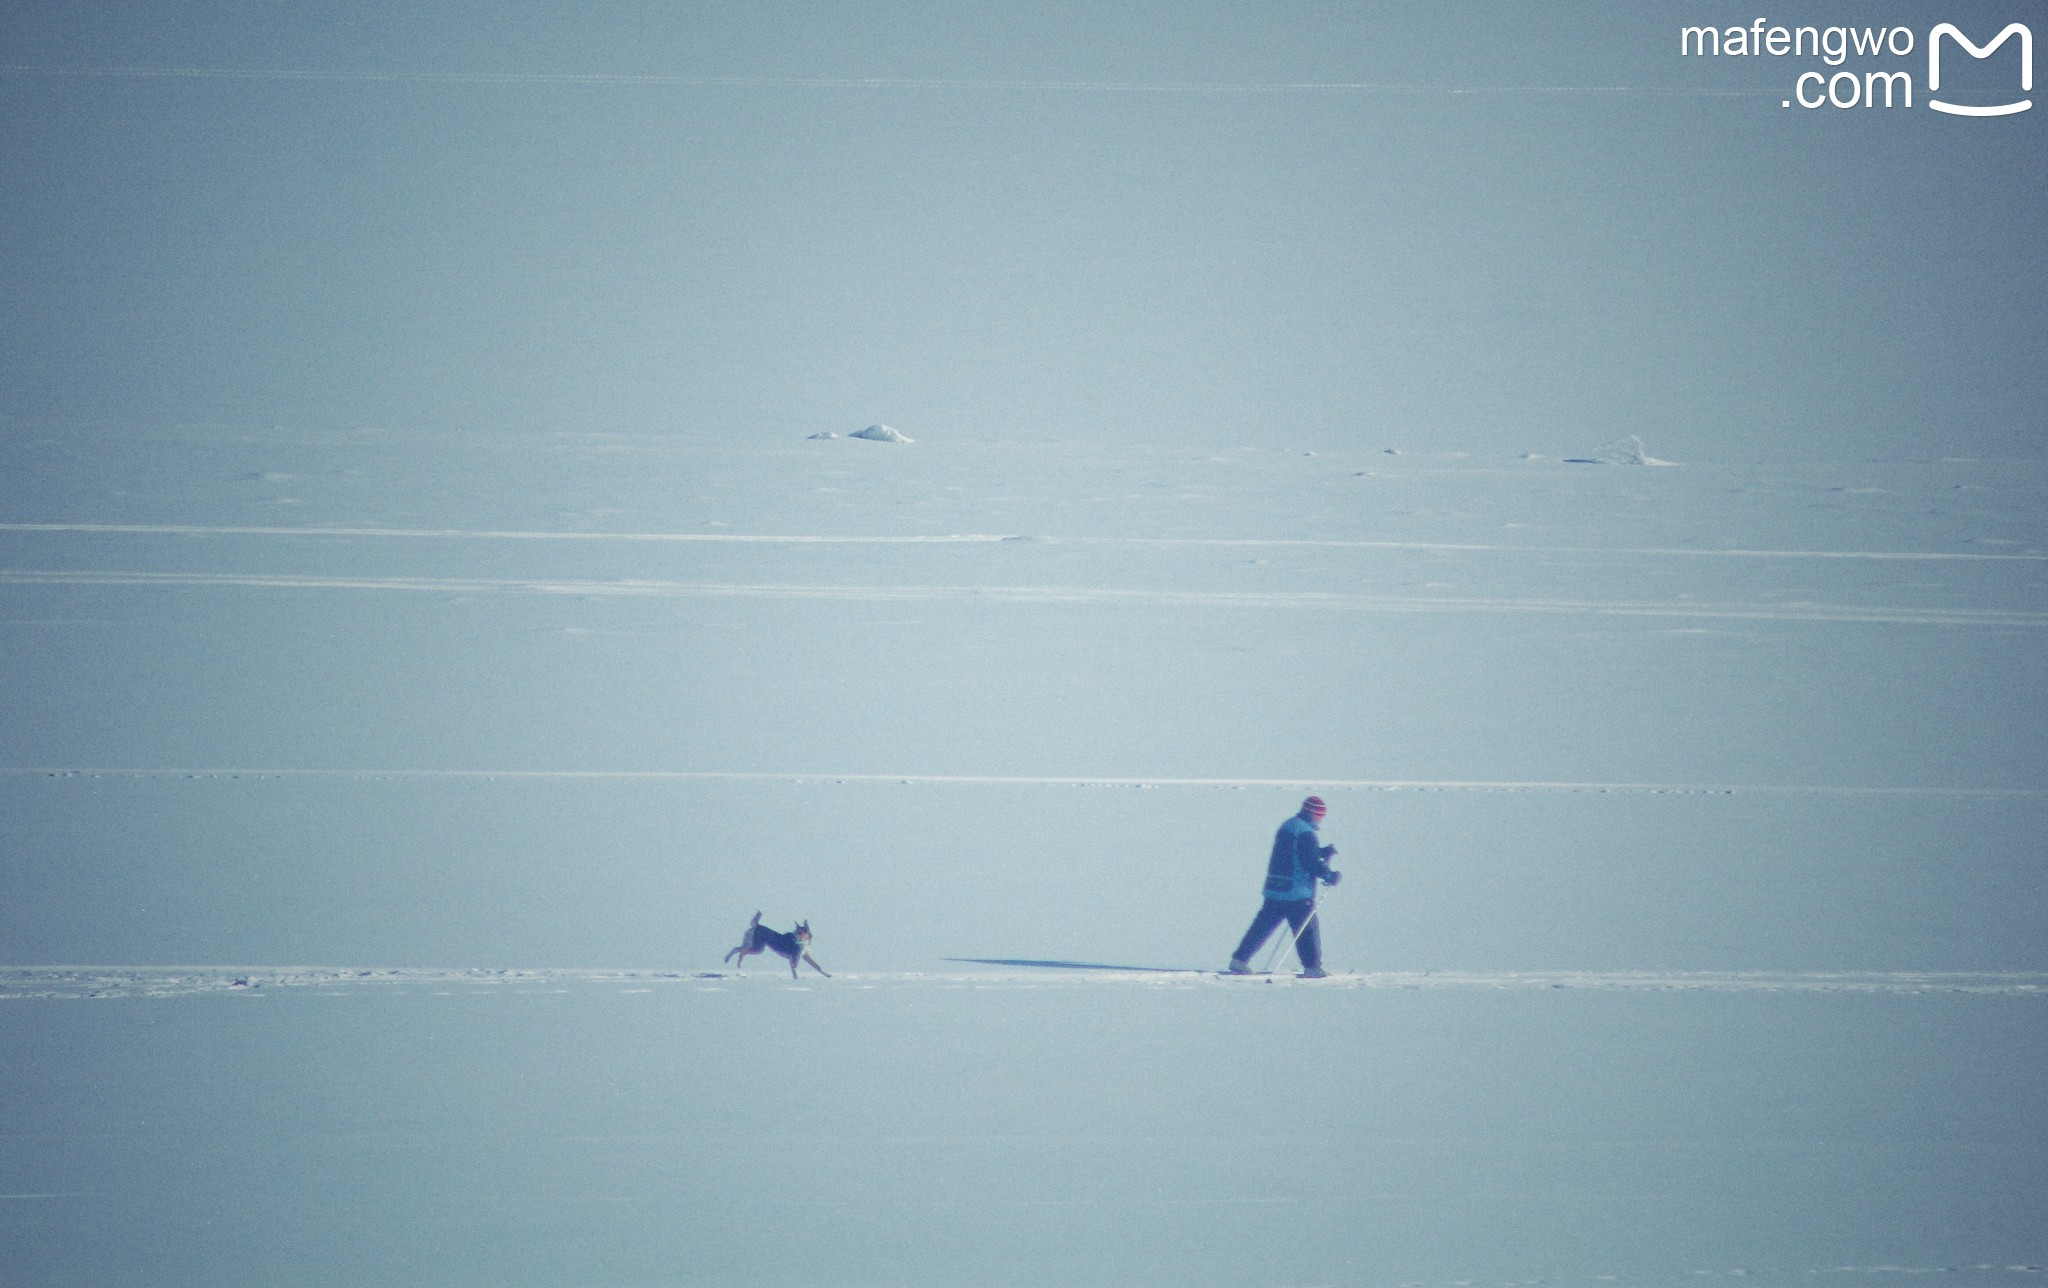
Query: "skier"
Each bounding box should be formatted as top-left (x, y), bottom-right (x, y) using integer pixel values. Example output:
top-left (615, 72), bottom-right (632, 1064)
top-left (1228, 795), bottom-right (1341, 977)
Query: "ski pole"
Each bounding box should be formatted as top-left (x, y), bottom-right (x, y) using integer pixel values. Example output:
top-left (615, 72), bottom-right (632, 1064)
top-left (1258, 912), bottom-right (1299, 973)
top-left (1262, 901), bottom-right (1316, 973)
top-left (1261, 884), bottom-right (1333, 974)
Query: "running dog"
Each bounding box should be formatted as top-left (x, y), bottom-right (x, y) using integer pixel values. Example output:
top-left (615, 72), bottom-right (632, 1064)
top-left (723, 912), bottom-right (831, 979)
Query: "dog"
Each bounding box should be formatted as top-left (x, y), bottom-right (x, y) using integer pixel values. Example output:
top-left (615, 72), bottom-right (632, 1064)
top-left (723, 911), bottom-right (831, 979)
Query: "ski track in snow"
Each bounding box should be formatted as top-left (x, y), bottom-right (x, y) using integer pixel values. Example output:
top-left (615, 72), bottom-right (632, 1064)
top-left (3, 768), bottom-right (2040, 797)
top-left (3, 521), bottom-right (2043, 561)
top-left (0, 65), bottom-right (1797, 98)
top-left (3, 569), bottom-right (2041, 629)
top-left (6, 965), bottom-right (2045, 1000)
top-left (0, 523), bottom-right (1021, 545)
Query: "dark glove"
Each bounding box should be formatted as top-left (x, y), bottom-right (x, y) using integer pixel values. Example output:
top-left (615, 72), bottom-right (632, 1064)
top-left (1324, 869), bottom-right (1342, 886)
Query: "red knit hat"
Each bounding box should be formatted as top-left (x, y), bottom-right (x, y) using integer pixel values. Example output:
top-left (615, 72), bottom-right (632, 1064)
top-left (1302, 796), bottom-right (1327, 820)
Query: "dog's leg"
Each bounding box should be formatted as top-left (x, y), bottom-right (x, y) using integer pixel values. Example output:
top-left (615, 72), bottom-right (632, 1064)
top-left (803, 952), bottom-right (831, 979)
top-left (727, 923), bottom-right (761, 972)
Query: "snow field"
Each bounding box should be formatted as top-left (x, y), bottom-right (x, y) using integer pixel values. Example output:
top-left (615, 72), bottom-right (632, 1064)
top-left (3, 424), bottom-right (2045, 1285)
top-left (3, 977), bottom-right (2044, 1288)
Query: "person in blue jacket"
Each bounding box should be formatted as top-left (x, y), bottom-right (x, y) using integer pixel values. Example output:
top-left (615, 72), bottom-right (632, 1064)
top-left (1228, 796), bottom-right (1341, 977)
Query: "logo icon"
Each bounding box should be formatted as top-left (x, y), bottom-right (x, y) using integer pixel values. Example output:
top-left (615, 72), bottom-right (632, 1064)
top-left (1928, 22), bottom-right (2032, 116)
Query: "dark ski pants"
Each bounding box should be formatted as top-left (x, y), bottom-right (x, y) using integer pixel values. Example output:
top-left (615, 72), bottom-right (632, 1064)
top-left (1233, 897), bottom-right (1321, 970)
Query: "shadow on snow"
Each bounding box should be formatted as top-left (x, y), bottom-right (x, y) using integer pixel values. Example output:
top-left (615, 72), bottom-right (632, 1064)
top-left (942, 957), bottom-right (1198, 974)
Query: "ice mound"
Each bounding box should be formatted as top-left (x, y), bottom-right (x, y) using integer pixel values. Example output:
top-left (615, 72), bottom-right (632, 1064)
top-left (851, 423), bottom-right (913, 443)
top-left (1567, 434), bottom-right (1674, 466)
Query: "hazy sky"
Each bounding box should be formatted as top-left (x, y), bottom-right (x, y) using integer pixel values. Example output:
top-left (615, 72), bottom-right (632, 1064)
top-left (3, 0), bottom-right (2042, 461)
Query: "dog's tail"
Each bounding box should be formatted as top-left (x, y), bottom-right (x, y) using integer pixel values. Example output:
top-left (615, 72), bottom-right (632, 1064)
top-left (750, 910), bottom-right (761, 927)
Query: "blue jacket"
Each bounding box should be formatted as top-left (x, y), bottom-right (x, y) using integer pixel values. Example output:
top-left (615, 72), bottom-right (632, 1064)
top-left (1262, 812), bottom-right (1336, 902)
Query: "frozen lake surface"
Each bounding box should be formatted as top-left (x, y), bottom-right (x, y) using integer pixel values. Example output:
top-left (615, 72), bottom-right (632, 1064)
top-left (3, 424), bottom-right (2044, 1284)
